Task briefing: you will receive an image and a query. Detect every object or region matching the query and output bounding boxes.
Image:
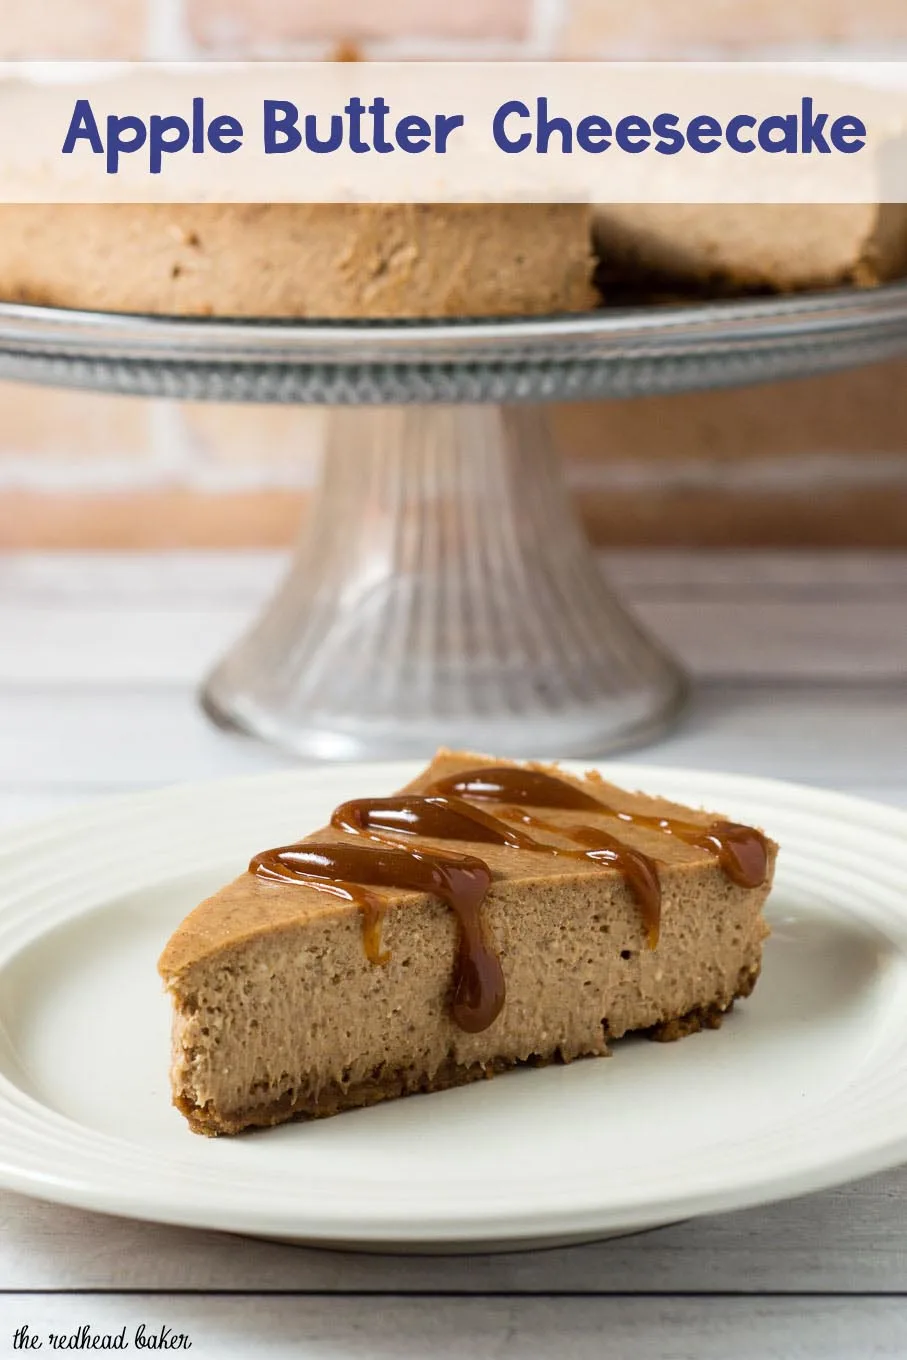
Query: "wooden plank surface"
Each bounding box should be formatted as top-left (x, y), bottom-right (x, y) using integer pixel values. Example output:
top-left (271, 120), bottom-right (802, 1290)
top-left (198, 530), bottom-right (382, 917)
top-left (1, 681), bottom-right (905, 796)
top-left (3, 550), bottom-right (907, 684)
top-left (3, 1294), bottom-right (907, 1360)
top-left (4, 1293), bottom-right (907, 1360)
top-left (3, 1167), bottom-right (907, 1294)
top-left (1, 550), bottom-right (906, 1358)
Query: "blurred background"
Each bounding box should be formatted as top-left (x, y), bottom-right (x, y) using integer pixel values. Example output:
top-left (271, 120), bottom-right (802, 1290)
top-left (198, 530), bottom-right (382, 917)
top-left (2, 0), bottom-right (907, 553)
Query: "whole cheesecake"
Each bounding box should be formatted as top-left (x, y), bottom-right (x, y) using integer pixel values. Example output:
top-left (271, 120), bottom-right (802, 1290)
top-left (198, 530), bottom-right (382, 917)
top-left (0, 203), bottom-right (596, 318)
top-left (3, 201), bottom-right (901, 319)
top-left (159, 750), bottom-right (776, 1136)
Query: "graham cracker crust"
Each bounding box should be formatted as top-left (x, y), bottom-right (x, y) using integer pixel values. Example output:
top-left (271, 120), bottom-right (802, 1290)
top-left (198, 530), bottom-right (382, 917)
top-left (177, 963), bottom-right (761, 1137)
top-left (645, 960), bottom-right (760, 1043)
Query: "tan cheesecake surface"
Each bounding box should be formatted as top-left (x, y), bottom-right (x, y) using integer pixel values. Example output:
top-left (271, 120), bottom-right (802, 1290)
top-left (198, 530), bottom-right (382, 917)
top-left (2, 200), bottom-right (904, 321)
top-left (0, 203), bottom-right (596, 318)
top-left (159, 750), bottom-right (776, 1136)
top-left (593, 203), bottom-right (907, 297)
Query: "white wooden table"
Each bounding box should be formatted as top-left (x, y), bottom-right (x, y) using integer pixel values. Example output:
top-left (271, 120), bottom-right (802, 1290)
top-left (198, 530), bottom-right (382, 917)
top-left (2, 549), bottom-right (907, 1359)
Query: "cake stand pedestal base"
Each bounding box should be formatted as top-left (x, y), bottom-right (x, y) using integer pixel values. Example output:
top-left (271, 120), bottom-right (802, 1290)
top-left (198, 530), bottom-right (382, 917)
top-left (201, 403), bottom-right (687, 760)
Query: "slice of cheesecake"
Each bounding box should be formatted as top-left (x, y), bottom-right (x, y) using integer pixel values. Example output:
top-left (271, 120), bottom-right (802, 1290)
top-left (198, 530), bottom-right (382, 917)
top-left (593, 203), bottom-right (907, 298)
top-left (159, 751), bottom-right (776, 1135)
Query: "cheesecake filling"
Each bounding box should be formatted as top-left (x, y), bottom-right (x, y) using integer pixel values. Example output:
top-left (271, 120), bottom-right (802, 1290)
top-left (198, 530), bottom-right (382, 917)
top-left (249, 765), bottom-right (768, 1036)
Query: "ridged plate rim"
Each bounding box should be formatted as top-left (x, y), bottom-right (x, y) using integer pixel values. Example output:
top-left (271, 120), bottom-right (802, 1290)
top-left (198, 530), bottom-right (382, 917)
top-left (0, 280), bottom-right (906, 366)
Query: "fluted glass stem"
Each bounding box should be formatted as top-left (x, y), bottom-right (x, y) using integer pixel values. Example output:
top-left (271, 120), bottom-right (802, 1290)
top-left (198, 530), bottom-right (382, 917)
top-left (202, 404), bottom-right (686, 759)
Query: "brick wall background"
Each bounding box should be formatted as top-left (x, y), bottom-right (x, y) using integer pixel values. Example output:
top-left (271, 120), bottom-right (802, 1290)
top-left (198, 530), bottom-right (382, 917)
top-left (9, 0), bottom-right (907, 59)
top-left (2, 0), bottom-right (907, 548)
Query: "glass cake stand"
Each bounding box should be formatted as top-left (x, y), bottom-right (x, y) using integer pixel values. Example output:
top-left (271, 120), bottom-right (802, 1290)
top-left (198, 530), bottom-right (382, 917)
top-left (2, 281), bottom-right (907, 760)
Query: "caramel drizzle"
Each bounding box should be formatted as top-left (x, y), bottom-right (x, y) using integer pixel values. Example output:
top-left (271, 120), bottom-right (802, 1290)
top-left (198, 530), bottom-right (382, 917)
top-left (249, 766), bottom-right (767, 1036)
top-left (427, 767), bottom-right (769, 891)
top-left (332, 794), bottom-right (662, 947)
top-left (331, 794), bottom-right (540, 852)
top-left (252, 845), bottom-right (391, 968)
top-left (251, 839), bottom-right (503, 1033)
top-left (492, 808), bottom-right (662, 947)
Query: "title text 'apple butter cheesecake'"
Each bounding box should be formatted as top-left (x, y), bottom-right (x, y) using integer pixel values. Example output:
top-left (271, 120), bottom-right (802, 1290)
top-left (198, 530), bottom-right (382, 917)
top-left (158, 751), bottom-right (776, 1135)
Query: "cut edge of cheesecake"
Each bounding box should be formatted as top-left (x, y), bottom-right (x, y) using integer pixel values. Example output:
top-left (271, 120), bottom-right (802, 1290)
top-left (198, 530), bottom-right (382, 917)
top-left (159, 749), bottom-right (776, 1136)
top-left (174, 962), bottom-right (762, 1137)
top-left (592, 203), bottom-right (907, 300)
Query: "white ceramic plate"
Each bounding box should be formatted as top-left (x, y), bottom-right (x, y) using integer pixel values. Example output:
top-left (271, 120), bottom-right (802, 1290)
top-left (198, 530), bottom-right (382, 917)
top-left (1, 762), bottom-right (906, 1252)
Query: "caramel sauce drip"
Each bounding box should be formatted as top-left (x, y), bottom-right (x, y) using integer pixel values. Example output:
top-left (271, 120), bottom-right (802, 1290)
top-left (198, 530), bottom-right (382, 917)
top-left (430, 767), bottom-right (606, 812)
top-left (429, 766), bottom-right (768, 891)
top-left (333, 794), bottom-right (662, 945)
top-left (249, 765), bottom-right (767, 1036)
top-left (500, 808), bottom-right (662, 947)
top-left (330, 795), bottom-right (540, 851)
top-left (250, 839), bottom-right (504, 1033)
top-left (252, 846), bottom-right (390, 966)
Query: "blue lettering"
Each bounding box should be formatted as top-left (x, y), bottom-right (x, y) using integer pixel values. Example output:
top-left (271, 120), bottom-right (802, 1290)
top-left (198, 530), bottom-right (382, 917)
top-left (345, 97), bottom-right (368, 154)
top-left (830, 115), bottom-right (866, 153)
top-left (726, 114), bottom-right (756, 153)
top-left (758, 114), bottom-right (798, 154)
top-left (434, 113), bottom-right (464, 153)
top-left (191, 96), bottom-right (205, 153)
top-left (653, 112), bottom-right (683, 154)
top-left (687, 114), bottom-right (722, 153)
top-left (800, 97), bottom-right (830, 153)
top-left (537, 97), bottom-right (573, 154)
top-left (493, 100), bottom-right (531, 154)
top-left (396, 114), bottom-right (431, 153)
top-left (106, 115), bottom-right (146, 174)
top-left (263, 100), bottom-right (301, 154)
top-left (61, 99), bottom-right (104, 156)
top-left (615, 115), bottom-right (650, 153)
top-left (576, 114), bottom-right (611, 153)
top-left (369, 97), bottom-right (394, 153)
top-left (208, 114), bottom-right (243, 153)
top-left (304, 113), bottom-right (343, 153)
top-left (148, 115), bottom-right (190, 174)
